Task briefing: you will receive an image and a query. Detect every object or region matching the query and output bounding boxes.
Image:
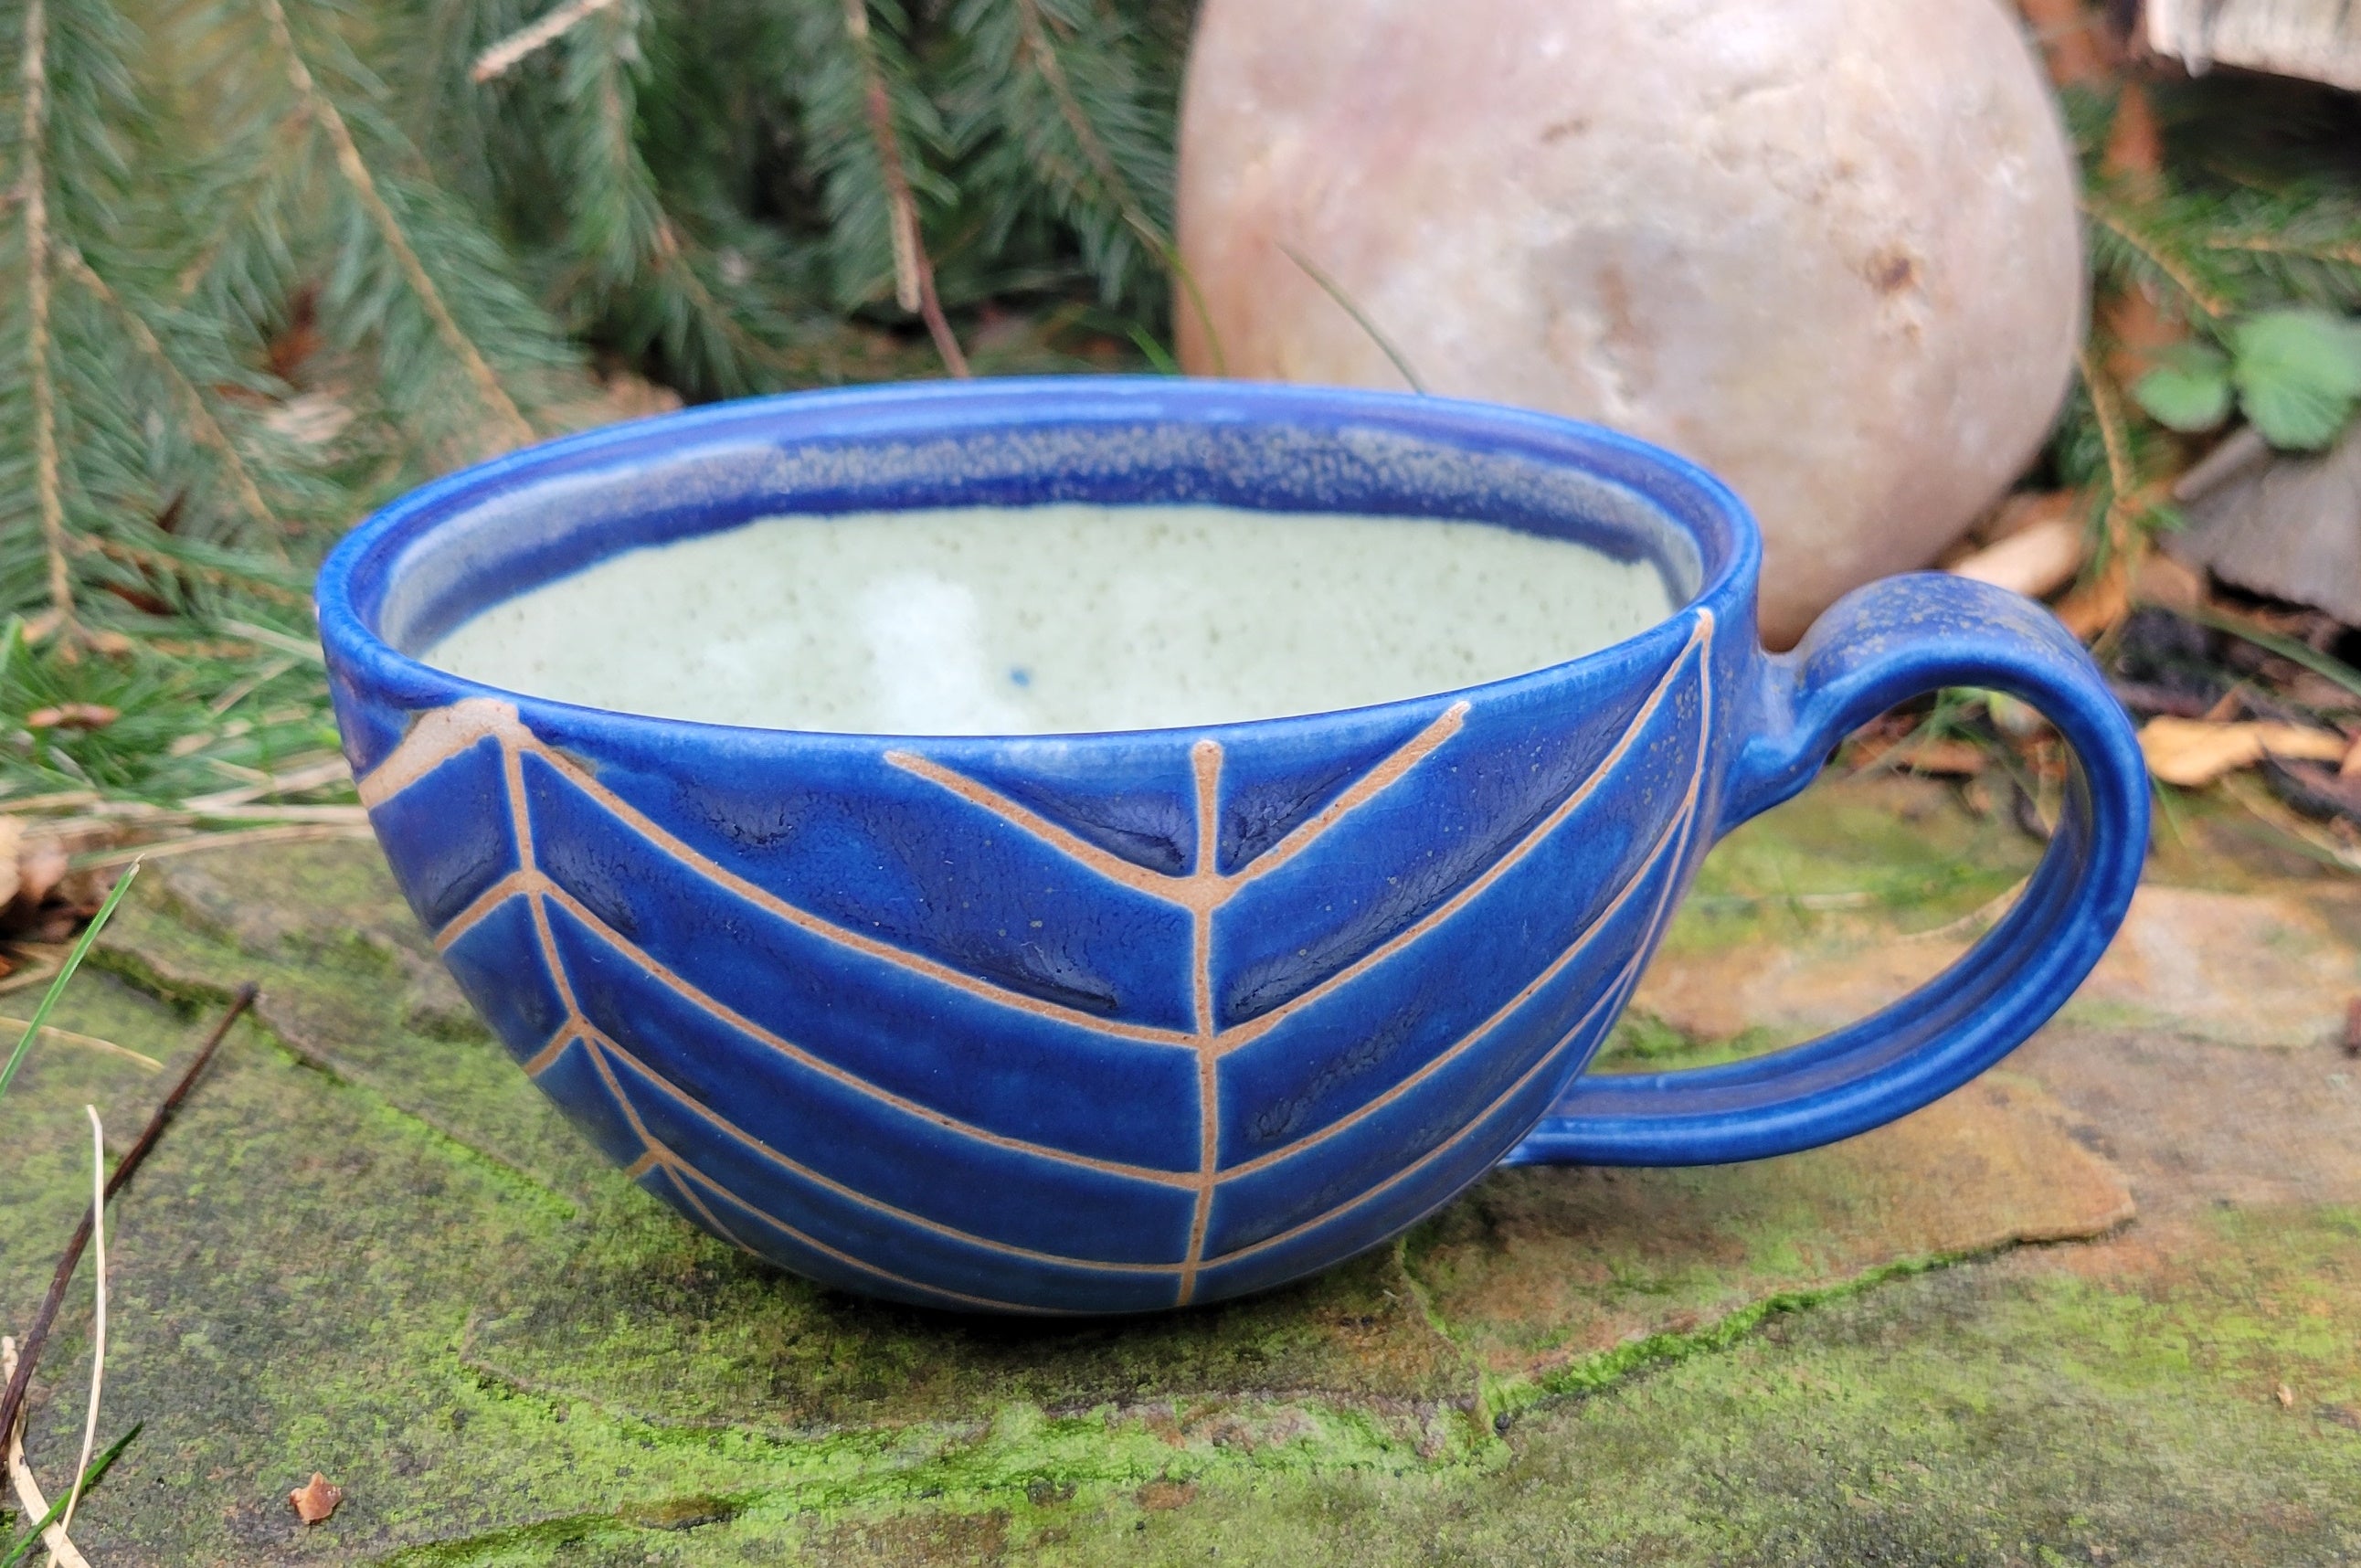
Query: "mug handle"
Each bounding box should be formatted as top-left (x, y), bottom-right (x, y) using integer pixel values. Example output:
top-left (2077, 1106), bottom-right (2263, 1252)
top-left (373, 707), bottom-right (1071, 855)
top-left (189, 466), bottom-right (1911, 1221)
top-left (1503, 572), bottom-right (2149, 1168)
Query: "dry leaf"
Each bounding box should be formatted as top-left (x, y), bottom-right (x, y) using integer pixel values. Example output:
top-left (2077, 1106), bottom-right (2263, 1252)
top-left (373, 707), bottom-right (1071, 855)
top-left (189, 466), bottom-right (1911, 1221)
top-left (0, 817), bottom-right (21, 912)
top-left (2137, 717), bottom-right (2350, 788)
top-left (289, 1472), bottom-right (343, 1524)
top-left (25, 705), bottom-right (119, 732)
top-left (16, 838), bottom-right (68, 909)
top-left (1950, 515), bottom-right (2086, 600)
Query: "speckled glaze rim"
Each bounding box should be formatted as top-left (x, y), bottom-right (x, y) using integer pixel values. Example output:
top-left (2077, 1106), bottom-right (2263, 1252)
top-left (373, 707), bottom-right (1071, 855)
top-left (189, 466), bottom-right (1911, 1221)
top-left (314, 376), bottom-right (1763, 751)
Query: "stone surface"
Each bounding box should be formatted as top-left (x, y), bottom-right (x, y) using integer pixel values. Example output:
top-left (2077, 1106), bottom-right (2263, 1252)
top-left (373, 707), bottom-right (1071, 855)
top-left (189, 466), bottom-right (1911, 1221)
top-left (1636, 880), bottom-right (2361, 1051)
top-left (1173, 0), bottom-right (2085, 645)
top-left (3, 772), bottom-right (2359, 1563)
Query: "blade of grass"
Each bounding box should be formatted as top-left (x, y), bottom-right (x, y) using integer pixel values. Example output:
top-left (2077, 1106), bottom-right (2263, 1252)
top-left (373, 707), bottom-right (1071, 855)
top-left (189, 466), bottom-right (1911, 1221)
top-left (1279, 243), bottom-right (1428, 394)
top-left (2181, 602), bottom-right (2361, 705)
top-left (0, 1423), bottom-right (139, 1568)
top-left (0, 862), bottom-right (142, 1111)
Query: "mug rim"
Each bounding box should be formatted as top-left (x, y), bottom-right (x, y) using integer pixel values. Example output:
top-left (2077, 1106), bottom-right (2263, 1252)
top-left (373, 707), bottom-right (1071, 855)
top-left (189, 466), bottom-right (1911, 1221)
top-left (315, 376), bottom-right (1764, 748)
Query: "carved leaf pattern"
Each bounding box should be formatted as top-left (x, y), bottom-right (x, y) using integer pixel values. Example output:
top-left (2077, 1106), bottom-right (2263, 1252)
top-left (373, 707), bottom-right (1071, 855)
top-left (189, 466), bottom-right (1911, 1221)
top-left (357, 613), bottom-right (1716, 1310)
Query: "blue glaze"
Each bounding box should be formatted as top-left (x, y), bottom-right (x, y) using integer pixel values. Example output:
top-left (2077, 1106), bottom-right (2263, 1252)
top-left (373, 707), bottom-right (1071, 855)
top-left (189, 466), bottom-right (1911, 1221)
top-left (316, 377), bottom-right (2148, 1315)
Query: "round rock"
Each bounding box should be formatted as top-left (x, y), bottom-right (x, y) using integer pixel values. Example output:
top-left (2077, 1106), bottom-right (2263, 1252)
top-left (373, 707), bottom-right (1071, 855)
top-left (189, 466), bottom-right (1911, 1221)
top-left (1173, 0), bottom-right (2084, 645)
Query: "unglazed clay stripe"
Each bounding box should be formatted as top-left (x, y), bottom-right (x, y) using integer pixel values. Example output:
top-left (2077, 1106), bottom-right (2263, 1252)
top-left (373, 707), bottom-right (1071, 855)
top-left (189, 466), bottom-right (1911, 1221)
top-left (527, 878), bottom-right (1197, 1189)
top-left (1202, 630), bottom-right (1717, 1269)
top-left (1215, 763), bottom-right (1701, 1182)
top-left (581, 1032), bottom-right (1181, 1274)
top-left (652, 1155), bottom-right (1094, 1318)
top-left (574, 1039), bottom-right (1053, 1314)
top-left (1202, 920), bottom-right (1651, 1271)
top-left (1223, 702), bottom-right (1467, 890)
top-left (1211, 613), bottom-right (1712, 1054)
top-left (357, 700), bottom-right (1200, 1048)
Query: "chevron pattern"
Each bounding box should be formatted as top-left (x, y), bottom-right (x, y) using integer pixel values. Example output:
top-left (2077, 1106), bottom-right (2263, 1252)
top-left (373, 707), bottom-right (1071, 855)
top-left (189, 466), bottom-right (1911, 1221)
top-left (358, 611), bottom-right (1716, 1312)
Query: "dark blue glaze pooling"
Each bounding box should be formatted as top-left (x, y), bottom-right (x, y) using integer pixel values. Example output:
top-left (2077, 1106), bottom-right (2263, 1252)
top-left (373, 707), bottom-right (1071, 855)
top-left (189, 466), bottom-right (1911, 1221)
top-left (315, 377), bottom-right (2149, 1315)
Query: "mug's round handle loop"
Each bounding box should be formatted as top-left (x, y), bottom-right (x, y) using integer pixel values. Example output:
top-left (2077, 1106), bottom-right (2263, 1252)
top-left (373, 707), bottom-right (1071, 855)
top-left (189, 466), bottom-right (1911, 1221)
top-left (1505, 573), bottom-right (2149, 1169)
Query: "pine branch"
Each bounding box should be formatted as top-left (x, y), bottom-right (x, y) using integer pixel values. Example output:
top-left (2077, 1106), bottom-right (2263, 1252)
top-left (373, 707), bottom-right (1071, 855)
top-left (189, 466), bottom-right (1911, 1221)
top-left (253, 0), bottom-right (537, 449)
top-left (56, 243), bottom-right (282, 553)
top-left (2081, 187), bottom-right (2235, 319)
top-left (17, 0), bottom-right (74, 642)
top-left (841, 0), bottom-right (967, 376)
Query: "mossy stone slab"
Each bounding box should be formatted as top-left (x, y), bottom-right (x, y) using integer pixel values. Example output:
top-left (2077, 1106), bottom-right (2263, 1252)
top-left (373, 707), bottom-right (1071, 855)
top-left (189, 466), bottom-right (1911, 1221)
top-left (1, 769), bottom-right (2356, 1564)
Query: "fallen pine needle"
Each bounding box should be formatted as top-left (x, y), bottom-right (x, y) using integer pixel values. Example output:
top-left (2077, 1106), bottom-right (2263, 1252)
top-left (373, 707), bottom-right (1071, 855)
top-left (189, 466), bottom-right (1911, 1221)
top-left (57, 1106), bottom-right (108, 1543)
top-left (1, 1339), bottom-right (90, 1568)
top-left (69, 821), bottom-right (376, 872)
top-left (0, 1018), bottom-right (160, 1071)
top-left (0, 984), bottom-right (257, 1463)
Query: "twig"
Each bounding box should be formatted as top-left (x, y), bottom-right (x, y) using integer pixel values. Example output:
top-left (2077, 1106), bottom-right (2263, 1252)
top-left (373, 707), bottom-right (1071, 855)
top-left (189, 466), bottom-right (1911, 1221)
top-left (1281, 243), bottom-right (1426, 393)
top-left (471, 0), bottom-right (621, 81)
top-left (0, 985), bottom-right (258, 1457)
top-left (841, 0), bottom-right (969, 377)
top-left (54, 247), bottom-right (284, 555)
top-left (57, 1107), bottom-right (106, 1542)
top-left (255, 0), bottom-right (536, 447)
top-left (2172, 425), bottom-right (2270, 503)
top-left (17, 0), bottom-right (75, 642)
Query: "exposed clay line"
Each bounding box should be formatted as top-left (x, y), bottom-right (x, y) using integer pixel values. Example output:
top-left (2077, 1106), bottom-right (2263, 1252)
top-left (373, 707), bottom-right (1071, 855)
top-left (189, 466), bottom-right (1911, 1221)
top-left (512, 736), bottom-right (1200, 1047)
top-left (520, 1022), bottom-right (573, 1075)
top-left (1215, 774), bottom-right (1699, 1181)
top-left (431, 867), bottom-right (541, 954)
top-left (355, 697), bottom-right (526, 808)
top-left (657, 1147), bottom-right (1096, 1316)
top-left (1223, 701), bottom-right (1468, 890)
top-left (364, 703), bottom-right (1198, 1044)
top-left (531, 879), bottom-right (1197, 1189)
top-left (584, 1031), bottom-right (1181, 1274)
top-left (884, 749), bottom-right (1186, 902)
top-left (1177, 1046), bottom-right (1220, 1306)
top-left (1200, 665), bottom-right (1715, 1270)
top-left (1201, 948), bottom-right (1650, 1271)
top-left (1210, 614), bottom-right (1711, 1055)
top-left (1175, 738), bottom-right (1226, 1305)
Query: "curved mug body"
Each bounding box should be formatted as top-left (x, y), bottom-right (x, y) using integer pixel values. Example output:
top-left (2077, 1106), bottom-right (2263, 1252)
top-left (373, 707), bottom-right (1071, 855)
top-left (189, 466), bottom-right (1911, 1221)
top-left (316, 379), bottom-right (2147, 1315)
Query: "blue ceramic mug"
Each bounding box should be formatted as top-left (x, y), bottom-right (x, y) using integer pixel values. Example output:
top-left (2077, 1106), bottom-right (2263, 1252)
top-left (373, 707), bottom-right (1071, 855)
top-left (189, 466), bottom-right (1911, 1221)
top-left (316, 379), bottom-right (2147, 1314)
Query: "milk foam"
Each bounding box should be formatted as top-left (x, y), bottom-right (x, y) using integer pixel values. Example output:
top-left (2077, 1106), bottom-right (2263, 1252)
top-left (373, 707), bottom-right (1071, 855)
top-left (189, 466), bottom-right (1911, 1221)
top-left (423, 503), bottom-right (1676, 735)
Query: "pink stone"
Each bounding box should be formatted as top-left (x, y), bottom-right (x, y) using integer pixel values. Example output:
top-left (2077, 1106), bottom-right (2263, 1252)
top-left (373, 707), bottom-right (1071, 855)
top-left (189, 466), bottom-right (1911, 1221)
top-left (1174, 0), bottom-right (2085, 646)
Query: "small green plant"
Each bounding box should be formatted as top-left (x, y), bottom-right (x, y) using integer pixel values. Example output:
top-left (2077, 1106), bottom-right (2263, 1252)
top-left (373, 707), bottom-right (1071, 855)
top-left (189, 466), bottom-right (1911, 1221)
top-left (2133, 306), bottom-right (2361, 450)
